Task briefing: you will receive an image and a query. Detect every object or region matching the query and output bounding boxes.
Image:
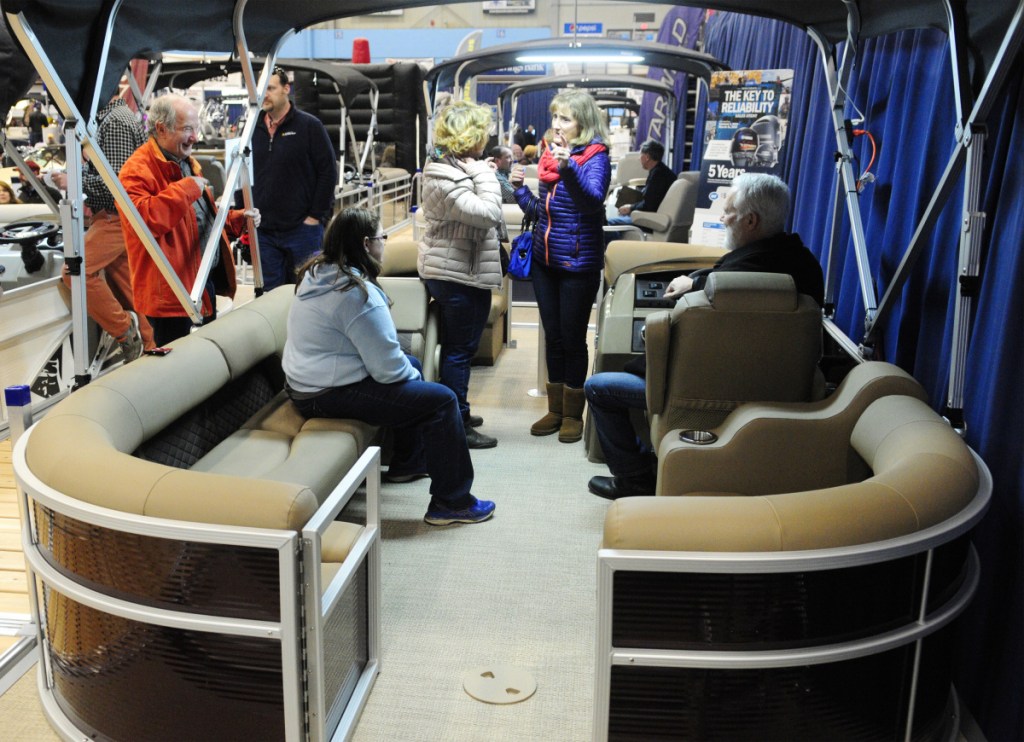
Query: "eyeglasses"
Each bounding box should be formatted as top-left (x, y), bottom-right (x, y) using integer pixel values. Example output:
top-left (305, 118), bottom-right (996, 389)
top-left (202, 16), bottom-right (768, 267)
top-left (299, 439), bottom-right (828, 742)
top-left (273, 66), bottom-right (289, 84)
top-left (368, 233), bottom-right (388, 242)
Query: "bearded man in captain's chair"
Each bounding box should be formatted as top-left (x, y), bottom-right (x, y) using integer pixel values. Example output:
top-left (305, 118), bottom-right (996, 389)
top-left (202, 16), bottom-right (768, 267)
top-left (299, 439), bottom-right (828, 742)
top-left (584, 172), bottom-right (825, 501)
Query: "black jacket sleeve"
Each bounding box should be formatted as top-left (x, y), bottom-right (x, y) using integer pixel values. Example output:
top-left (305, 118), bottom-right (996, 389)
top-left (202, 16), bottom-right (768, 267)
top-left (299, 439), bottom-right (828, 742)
top-left (633, 163), bottom-right (675, 213)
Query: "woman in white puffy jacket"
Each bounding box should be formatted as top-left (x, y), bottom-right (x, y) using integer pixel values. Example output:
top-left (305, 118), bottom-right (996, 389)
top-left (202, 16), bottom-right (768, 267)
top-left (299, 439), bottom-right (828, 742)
top-left (418, 100), bottom-right (504, 449)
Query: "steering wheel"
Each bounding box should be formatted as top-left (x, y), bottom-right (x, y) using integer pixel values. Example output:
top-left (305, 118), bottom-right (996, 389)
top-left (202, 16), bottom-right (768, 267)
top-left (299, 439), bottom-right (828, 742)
top-left (0, 220), bottom-right (60, 247)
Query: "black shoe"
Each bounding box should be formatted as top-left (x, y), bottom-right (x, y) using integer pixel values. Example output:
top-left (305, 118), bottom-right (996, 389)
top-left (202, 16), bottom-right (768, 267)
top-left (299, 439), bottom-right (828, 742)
top-left (465, 427), bottom-right (497, 449)
top-left (465, 414), bottom-right (483, 428)
top-left (588, 475), bottom-right (654, 500)
top-left (383, 470), bottom-right (429, 484)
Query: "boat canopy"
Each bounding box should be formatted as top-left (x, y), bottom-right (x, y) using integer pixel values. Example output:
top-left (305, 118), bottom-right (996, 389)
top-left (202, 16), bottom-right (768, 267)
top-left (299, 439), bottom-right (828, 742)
top-left (496, 74), bottom-right (679, 166)
top-left (3, 0), bottom-right (1021, 435)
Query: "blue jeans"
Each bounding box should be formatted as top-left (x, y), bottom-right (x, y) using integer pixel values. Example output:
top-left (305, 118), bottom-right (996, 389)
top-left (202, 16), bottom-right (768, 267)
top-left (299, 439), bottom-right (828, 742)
top-left (584, 371), bottom-right (654, 480)
top-left (290, 357), bottom-right (474, 509)
top-left (531, 260), bottom-right (601, 388)
top-left (258, 222), bottom-right (324, 290)
top-left (424, 279), bottom-right (491, 421)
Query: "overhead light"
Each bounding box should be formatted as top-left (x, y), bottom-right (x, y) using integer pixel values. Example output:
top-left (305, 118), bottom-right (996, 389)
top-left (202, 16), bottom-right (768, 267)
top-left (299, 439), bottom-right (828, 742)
top-left (516, 53), bottom-right (645, 64)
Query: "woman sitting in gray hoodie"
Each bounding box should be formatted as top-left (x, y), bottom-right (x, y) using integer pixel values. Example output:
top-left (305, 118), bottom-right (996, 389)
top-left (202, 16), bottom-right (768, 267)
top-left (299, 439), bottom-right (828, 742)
top-left (283, 207), bottom-right (495, 526)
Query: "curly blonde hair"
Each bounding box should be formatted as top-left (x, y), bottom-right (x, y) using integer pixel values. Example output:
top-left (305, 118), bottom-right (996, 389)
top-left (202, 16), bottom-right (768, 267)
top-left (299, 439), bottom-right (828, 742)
top-left (433, 100), bottom-right (493, 157)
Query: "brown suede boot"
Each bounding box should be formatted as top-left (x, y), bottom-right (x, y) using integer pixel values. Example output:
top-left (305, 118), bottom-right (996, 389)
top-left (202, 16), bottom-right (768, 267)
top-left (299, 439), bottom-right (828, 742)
top-left (530, 382), bottom-right (564, 436)
top-left (558, 386), bottom-right (586, 443)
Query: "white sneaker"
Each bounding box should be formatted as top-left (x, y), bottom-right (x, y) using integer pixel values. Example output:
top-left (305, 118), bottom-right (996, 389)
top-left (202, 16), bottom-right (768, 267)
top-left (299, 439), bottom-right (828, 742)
top-left (118, 311), bottom-right (143, 363)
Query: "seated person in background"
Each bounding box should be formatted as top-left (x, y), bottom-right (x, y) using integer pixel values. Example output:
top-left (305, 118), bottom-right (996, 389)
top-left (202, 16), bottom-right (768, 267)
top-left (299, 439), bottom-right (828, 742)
top-left (487, 145), bottom-right (518, 204)
top-left (521, 144), bottom-right (538, 165)
top-left (18, 160), bottom-right (63, 204)
top-left (283, 207), bottom-right (496, 526)
top-left (511, 142), bottom-right (525, 164)
top-left (0, 180), bottom-right (20, 204)
top-left (607, 139), bottom-right (675, 228)
top-left (585, 172), bottom-right (825, 501)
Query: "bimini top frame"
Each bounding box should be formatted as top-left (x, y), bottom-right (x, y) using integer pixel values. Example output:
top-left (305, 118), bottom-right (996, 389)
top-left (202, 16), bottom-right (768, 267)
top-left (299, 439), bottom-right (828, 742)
top-left (139, 56), bottom-right (381, 183)
top-left (424, 38), bottom-right (727, 115)
top-left (4, 0), bottom-right (1022, 420)
top-left (495, 75), bottom-right (680, 167)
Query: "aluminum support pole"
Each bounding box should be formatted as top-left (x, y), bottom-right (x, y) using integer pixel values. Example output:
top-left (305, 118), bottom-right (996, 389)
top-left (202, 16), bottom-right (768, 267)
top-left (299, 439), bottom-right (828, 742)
top-left (867, 0), bottom-right (1024, 343)
top-left (60, 120), bottom-right (91, 386)
top-left (809, 20), bottom-right (878, 334)
top-left (944, 126), bottom-right (985, 434)
top-left (5, 9), bottom-right (203, 323)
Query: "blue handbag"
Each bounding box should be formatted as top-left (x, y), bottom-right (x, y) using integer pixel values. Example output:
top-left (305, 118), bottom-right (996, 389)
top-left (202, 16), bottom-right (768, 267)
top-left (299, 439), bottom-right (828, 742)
top-left (508, 203), bottom-right (537, 281)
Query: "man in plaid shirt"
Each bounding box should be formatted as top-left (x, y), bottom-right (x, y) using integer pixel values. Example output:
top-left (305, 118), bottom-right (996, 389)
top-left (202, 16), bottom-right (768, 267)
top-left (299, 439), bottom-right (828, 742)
top-left (54, 91), bottom-right (153, 360)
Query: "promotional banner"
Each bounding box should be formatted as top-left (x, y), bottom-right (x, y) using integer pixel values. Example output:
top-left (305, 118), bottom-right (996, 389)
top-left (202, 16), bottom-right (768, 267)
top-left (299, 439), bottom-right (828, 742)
top-left (635, 7), bottom-right (706, 162)
top-left (690, 68), bottom-right (793, 246)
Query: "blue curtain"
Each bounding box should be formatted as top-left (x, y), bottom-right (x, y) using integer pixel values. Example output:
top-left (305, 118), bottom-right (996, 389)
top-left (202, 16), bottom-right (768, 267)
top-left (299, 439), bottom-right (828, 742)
top-left (476, 82), bottom-right (555, 145)
top-left (703, 13), bottom-right (1023, 739)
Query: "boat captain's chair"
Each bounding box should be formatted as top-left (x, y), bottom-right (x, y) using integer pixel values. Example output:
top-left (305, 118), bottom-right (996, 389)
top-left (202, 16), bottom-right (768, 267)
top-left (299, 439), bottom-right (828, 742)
top-left (644, 271), bottom-right (823, 451)
top-left (605, 172), bottom-right (700, 244)
top-left (613, 151), bottom-right (645, 187)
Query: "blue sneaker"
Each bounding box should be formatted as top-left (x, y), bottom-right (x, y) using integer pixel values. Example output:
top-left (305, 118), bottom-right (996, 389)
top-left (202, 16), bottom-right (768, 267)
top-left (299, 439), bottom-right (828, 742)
top-left (424, 498), bottom-right (495, 526)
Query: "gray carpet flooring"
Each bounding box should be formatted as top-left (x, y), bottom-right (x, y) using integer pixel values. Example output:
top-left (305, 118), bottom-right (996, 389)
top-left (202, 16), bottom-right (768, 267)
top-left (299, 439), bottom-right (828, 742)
top-left (351, 322), bottom-right (608, 741)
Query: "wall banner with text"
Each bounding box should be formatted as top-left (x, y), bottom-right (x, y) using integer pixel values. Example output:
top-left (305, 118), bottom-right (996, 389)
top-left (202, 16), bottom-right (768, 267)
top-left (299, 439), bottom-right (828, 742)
top-left (691, 68), bottom-right (794, 246)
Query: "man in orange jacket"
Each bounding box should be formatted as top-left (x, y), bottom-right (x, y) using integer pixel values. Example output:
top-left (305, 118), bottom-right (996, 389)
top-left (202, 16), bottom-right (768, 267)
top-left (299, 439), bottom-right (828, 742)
top-left (119, 93), bottom-right (259, 345)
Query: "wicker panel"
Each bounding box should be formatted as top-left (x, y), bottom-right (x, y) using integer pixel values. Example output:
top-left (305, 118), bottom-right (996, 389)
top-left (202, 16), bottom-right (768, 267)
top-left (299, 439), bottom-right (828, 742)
top-left (611, 540), bottom-right (970, 651)
top-left (607, 633), bottom-right (956, 742)
top-left (33, 504), bottom-right (282, 621)
top-left (43, 586), bottom-right (286, 742)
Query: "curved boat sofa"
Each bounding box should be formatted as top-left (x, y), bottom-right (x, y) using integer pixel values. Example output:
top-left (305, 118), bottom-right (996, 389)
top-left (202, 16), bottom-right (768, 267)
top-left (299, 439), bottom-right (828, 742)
top-left (595, 362), bottom-right (992, 741)
top-left (13, 286), bottom-right (384, 741)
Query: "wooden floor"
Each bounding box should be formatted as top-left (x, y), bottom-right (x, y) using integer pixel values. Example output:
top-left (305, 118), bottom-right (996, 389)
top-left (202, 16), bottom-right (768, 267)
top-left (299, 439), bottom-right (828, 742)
top-left (0, 437), bottom-right (31, 656)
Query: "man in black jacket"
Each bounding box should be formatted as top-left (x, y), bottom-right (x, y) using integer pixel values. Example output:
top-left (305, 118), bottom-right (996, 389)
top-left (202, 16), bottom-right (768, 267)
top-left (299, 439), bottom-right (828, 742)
top-left (585, 173), bottom-right (824, 500)
top-left (251, 67), bottom-right (338, 290)
top-left (608, 139), bottom-right (676, 227)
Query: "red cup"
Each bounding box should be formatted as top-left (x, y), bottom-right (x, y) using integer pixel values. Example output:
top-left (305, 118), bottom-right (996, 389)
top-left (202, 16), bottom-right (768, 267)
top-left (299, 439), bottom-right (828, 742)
top-left (352, 38), bottom-right (370, 64)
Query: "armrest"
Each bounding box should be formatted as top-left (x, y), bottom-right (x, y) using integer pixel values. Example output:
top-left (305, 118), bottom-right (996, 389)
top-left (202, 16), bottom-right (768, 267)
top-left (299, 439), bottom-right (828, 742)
top-left (644, 310), bottom-right (671, 414)
top-left (603, 495), bottom-right (786, 552)
top-left (655, 402), bottom-right (856, 497)
top-left (603, 224), bottom-right (644, 242)
top-left (632, 211), bottom-right (670, 232)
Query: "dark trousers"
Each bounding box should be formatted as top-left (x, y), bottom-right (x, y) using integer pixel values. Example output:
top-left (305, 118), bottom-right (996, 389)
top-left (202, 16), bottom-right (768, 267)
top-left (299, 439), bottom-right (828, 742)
top-left (258, 222), bottom-right (324, 291)
top-left (147, 282), bottom-right (216, 347)
top-left (424, 279), bottom-right (492, 420)
top-left (531, 259), bottom-right (601, 388)
top-left (291, 357), bottom-right (474, 509)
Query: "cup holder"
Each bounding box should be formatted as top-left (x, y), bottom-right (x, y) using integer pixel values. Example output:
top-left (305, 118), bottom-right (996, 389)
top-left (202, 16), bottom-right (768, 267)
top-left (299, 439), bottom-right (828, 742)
top-left (679, 429), bottom-right (718, 445)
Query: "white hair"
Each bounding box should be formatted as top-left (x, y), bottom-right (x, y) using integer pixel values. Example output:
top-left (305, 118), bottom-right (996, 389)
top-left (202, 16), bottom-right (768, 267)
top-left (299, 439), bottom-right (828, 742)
top-left (730, 173), bottom-right (790, 237)
top-left (147, 94), bottom-right (192, 136)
